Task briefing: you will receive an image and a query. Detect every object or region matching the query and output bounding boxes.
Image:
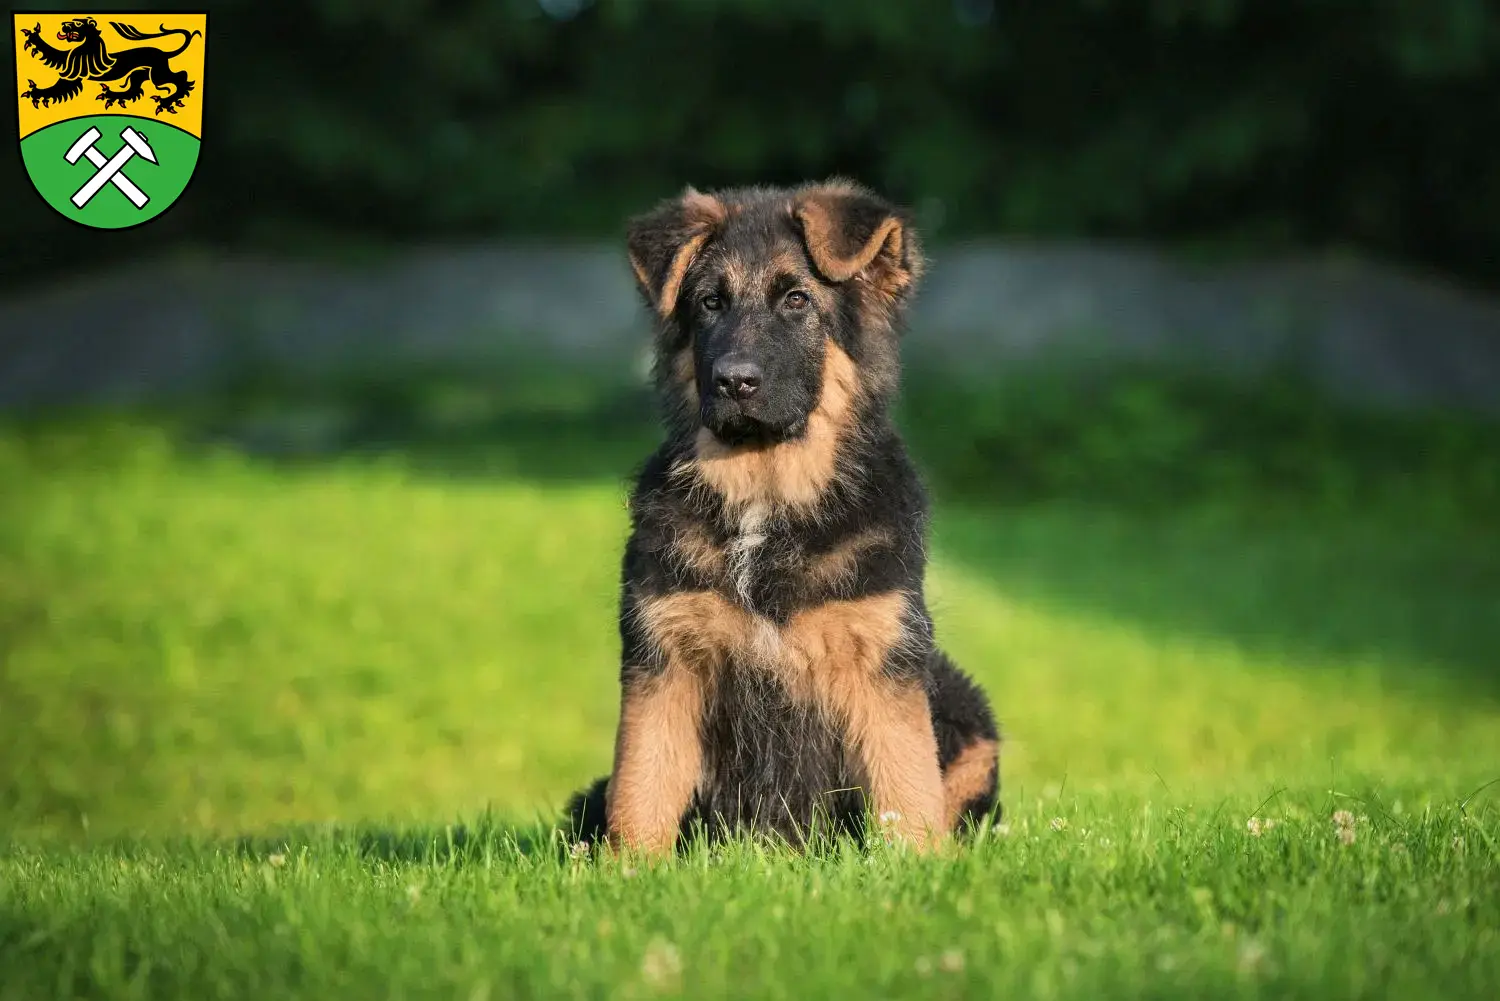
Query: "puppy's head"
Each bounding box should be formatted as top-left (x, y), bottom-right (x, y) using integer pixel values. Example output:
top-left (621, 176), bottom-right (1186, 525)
top-left (627, 180), bottom-right (924, 445)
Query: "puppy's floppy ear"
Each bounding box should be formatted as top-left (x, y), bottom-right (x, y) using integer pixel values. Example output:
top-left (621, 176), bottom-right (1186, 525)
top-left (626, 186), bottom-right (726, 317)
top-left (794, 181), bottom-right (924, 299)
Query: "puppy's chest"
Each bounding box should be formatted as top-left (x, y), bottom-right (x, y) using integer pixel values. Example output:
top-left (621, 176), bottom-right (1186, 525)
top-left (723, 504), bottom-right (768, 600)
top-left (724, 503), bottom-right (780, 610)
top-left (657, 500), bottom-right (880, 625)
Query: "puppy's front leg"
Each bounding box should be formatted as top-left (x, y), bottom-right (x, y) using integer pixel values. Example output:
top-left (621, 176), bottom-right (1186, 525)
top-left (605, 664), bottom-right (705, 855)
top-left (789, 593), bottom-right (948, 851)
top-left (851, 681), bottom-right (948, 851)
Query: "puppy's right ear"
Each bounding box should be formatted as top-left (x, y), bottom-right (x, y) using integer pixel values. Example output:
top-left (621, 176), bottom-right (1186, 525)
top-left (626, 186), bottom-right (726, 318)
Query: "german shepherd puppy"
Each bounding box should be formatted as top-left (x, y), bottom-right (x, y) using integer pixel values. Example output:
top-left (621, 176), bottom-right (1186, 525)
top-left (567, 180), bottom-right (1000, 855)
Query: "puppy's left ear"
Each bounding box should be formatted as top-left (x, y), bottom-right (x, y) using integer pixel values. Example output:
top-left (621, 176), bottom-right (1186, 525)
top-left (626, 186), bottom-right (726, 318)
top-left (794, 182), bottom-right (924, 300)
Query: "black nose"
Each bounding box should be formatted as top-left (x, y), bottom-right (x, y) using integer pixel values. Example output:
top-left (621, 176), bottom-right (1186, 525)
top-left (713, 359), bottom-right (763, 401)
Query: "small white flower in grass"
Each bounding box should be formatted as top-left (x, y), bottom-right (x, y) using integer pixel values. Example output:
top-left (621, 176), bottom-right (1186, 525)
top-left (1331, 809), bottom-right (1356, 829)
top-left (267, 852), bottom-right (286, 868)
top-left (879, 811), bottom-right (902, 828)
top-left (1337, 825), bottom-right (1356, 846)
top-left (1237, 938), bottom-right (1268, 975)
top-left (569, 841), bottom-right (589, 860)
top-left (1246, 817), bottom-right (1265, 837)
top-left (1050, 817), bottom-right (1068, 832)
top-left (1045, 910), bottom-right (1065, 937)
top-left (640, 938), bottom-right (682, 991)
top-left (940, 949), bottom-right (965, 973)
top-left (994, 822), bottom-right (1012, 837)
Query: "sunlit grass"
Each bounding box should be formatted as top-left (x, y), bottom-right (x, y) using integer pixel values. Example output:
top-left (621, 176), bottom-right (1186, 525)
top-left (2, 799), bottom-right (1496, 1000)
top-left (1, 394), bottom-right (1497, 999)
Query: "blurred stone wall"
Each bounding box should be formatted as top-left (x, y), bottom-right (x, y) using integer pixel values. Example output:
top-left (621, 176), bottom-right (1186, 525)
top-left (2, 241), bottom-right (1498, 415)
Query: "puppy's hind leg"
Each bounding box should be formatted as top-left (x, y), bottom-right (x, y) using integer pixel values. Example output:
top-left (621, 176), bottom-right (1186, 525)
top-left (927, 649), bottom-right (1002, 834)
top-left (564, 776), bottom-right (610, 846)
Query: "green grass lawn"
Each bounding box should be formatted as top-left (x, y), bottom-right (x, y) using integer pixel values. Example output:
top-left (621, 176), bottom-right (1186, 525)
top-left (1, 370), bottom-right (1498, 999)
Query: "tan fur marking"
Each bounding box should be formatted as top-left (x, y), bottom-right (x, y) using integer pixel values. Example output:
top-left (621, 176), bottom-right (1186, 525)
top-left (721, 254), bottom-right (751, 294)
top-left (798, 202), bottom-right (904, 284)
top-left (791, 182), bottom-right (920, 299)
top-left (629, 255), bottom-right (652, 294)
top-left (765, 247), bottom-right (810, 281)
top-left (672, 346), bottom-right (698, 409)
top-left (781, 592), bottom-right (906, 685)
top-left (716, 246), bottom-right (817, 301)
top-left (636, 591), bottom-right (901, 694)
top-left (655, 231), bottom-right (711, 318)
top-left (668, 523), bottom-right (726, 580)
top-left (606, 665), bottom-right (707, 855)
top-left (681, 185), bottom-right (728, 223)
top-left (683, 340), bottom-right (859, 512)
top-left (637, 590), bottom-right (905, 691)
top-left (842, 680), bottom-right (947, 850)
top-left (942, 738), bottom-right (999, 830)
top-left (805, 527), bottom-right (896, 595)
top-left (636, 590), bottom-right (754, 671)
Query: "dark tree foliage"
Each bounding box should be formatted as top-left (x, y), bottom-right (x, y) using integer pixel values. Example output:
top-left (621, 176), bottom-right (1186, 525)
top-left (5, 0), bottom-right (1497, 289)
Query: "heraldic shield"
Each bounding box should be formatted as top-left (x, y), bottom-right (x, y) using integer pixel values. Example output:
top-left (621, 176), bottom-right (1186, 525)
top-left (13, 11), bottom-right (206, 229)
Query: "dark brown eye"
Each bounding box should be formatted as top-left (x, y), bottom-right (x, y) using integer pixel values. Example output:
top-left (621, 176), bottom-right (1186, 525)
top-left (784, 290), bottom-right (810, 310)
top-left (702, 294), bottom-right (724, 311)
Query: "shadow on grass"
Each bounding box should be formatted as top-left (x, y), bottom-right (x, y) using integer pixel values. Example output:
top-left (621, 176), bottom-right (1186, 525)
top-left (897, 367), bottom-right (1500, 695)
top-left (186, 362), bottom-right (663, 487)
top-left (12, 362), bottom-right (1500, 695)
top-left (218, 806), bottom-right (998, 869)
top-left (933, 503), bottom-right (1500, 695)
top-left (227, 814), bottom-right (569, 867)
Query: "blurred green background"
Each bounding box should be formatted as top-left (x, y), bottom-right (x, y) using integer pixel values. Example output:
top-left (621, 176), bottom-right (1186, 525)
top-left (5, 0), bottom-right (1500, 288)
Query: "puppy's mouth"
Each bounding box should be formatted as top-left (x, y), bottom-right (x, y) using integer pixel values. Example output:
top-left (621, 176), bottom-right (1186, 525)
top-left (705, 411), bottom-right (808, 448)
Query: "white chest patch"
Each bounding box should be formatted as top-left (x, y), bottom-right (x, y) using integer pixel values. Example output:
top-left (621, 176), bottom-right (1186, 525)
top-left (727, 503), bottom-right (769, 605)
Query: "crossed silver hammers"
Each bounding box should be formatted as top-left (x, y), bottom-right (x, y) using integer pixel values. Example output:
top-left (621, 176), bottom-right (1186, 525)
top-left (64, 125), bottom-right (157, 210)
